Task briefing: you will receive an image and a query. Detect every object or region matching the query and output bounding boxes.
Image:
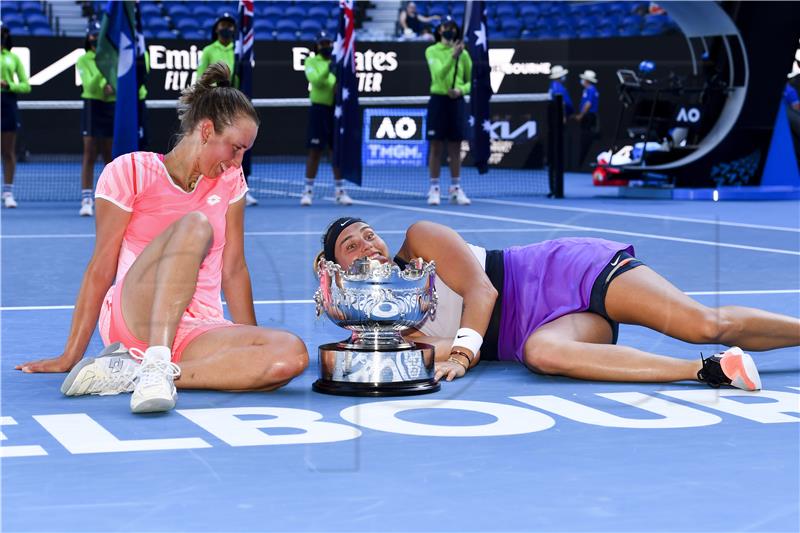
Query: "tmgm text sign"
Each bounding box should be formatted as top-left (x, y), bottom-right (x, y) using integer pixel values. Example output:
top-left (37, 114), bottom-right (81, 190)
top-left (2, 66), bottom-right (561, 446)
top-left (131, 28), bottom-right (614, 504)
top-left (363, 108), bottom-right (428, 167)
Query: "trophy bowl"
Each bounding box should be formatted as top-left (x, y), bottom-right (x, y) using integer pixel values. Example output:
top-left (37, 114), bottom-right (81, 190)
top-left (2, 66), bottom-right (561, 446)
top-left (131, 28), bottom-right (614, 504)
top-left (312, 257), bottom-right (440, 396)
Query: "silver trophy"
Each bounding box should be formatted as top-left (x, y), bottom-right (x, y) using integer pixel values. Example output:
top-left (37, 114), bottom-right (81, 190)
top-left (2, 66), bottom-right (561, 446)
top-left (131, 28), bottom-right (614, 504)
top-left (313, 257), bottom-right (440, 396)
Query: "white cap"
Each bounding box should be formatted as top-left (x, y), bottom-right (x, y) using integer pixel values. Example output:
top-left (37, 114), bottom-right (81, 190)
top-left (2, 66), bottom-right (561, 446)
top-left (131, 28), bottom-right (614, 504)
top-left (579, 69), bottom-right (598, 84)
top-left (549, 65), bottom-right (569, 79)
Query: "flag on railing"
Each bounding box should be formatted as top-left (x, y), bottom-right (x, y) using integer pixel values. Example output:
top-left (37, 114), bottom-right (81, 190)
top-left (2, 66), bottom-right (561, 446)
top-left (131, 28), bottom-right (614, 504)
top-left (332, 0), bottom-right (362, 185)
top-left (96, 0), bottom-right (146, 158)
top-left (235, 0), bottom-right (255, 178)
top-left (234, 0), bottom-right (254, 97)
top-left (463, 0), bottom-right (491, 173)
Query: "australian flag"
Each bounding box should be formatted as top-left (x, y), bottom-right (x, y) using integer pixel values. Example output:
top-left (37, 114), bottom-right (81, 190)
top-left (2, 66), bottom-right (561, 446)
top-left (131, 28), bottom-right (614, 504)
top-left (332, 0), bottom-right (362, 185)
top-left (463, 0), bottom-right (491, 173)
top-left (95, 0), bottom-right (147, 158)
top-left (235, 0), bottom-right (255, 178)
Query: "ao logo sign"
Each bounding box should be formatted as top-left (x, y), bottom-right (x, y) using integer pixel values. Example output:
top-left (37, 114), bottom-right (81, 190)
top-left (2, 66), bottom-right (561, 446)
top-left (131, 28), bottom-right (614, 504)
top-left (375, 116), bottom-right (417, 140)
top-left (676, 107), bottom-right (701, 123)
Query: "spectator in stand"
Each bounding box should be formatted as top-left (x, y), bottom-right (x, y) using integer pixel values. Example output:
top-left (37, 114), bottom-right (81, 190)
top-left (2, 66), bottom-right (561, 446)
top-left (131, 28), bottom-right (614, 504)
top-left (1, 23), bottom-right (30, 209)
top-left (398, 2), bottom-right (439, 40)
top-left (425, 18), bottom-right (472, 206)
top-left (197, 13), bottom-right (258, 207)
top-left (548, 65), bottom-right (574, 118)
top-left (299, 31), bottom-right (353, 207)
top-left (77, 20), bottom-right (114, 217)
top-left (574, 69), bottom-right (600, 168)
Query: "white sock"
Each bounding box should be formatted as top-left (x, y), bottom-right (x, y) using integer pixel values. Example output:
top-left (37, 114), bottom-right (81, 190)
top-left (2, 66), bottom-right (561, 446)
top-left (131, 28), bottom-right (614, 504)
top-left (143, 345), bottom-right (171, 363)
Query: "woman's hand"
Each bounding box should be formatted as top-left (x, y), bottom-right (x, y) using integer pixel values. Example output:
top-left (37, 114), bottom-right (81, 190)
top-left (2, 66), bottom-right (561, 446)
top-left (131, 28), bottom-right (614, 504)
top-left (103, 83), bottom-right (115, 96)
top-left (447, 88), bottom-right (462, 99)
top-left (434, 357), bottom-right (467, 382)
top-left (452, 42), bottom-right (465, 58)
top-left (0, 80), bottom-right (8, 89)
top-left (15, 354), bottom-right (81, 373)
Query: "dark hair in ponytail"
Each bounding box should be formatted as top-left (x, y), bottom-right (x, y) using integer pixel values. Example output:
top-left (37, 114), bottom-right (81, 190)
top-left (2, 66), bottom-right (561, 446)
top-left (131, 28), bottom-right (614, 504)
top-left (177, 62), bottom-right (259, 136)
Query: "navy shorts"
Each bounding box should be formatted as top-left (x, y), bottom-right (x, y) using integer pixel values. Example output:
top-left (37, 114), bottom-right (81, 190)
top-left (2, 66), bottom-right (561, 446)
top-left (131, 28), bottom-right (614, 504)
top-left (426, 94), bottom-right (465, 142)
top-left (81, 99), bottom-right (115, 138)
top-left (306, 103), bottom-right (334, 150)
top-left (588, 250), bottom-right (645, 343)
top-left (1, 93), bottom-right (19, 132)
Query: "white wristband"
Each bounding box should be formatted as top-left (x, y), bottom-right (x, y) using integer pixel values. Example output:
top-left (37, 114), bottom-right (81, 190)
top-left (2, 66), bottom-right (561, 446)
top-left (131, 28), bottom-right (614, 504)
top-left (452, 327), bottom-right (483, 356)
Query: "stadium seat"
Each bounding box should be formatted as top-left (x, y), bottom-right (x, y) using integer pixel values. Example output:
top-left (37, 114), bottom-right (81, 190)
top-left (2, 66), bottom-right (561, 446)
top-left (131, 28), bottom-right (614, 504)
top-left (253, 18), bottom-right (275, 31)
top-left (145, 16), bottom-right (170, 32)
top-left (496, 4), bottom-right (517, 18)
top-left (285, 6), bottom-right (307, 19)
top-left (156, 30), bottom-right (176, 39)
top-left (2, 13), bottom-right (26, 26)
top-left (166, 4), bottom-right (191, 18)
top-left (451, 4), bottom-right (465, 17)
top-left (577, 28), bottom-right (598, 39)
top-left (141, 3), bottom-right (163, 16)
top-left (300, 19), bottom-right (323, 32)
top-left (299, 31), bottom-right (318, 41)
top-left (20, 1), bottom-right (43, 14)
top-left (31, 26), bottom-right (53, 36)
top-left (1, 1), bottom-right (19, 13)
top-left (275, 31), bottom-right (298, 40)
top-left (308, 6), bottom-right (329, 18)
top-left (326, 18), bottom-right (339, 32)
top-left (181, 29), bottom-right (206, 40)
top-left (501, 18), bottom-right (523, 32)
top-left (617, 26), bottom-right (641, 37)
top-left (276, 19), bottom-right (299, 32)
top-left (192, 5), bottom-right (216, 18)
top-left (175, 18), bottom-right (200, 31)
top-left (597, 27), bottom-right (616, 38)
top-left (254, 28), bottom-right (275, 40)
top-left (143, 28), bottom-right (156, 39)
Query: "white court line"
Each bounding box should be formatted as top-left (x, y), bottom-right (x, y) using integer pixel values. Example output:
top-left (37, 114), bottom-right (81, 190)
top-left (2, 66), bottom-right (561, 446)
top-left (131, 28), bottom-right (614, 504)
top-left (0, 228), bottom-right (573, 239)
top-left (475, 198), bottom-right (800, 233)
top-left (2, 290), bottom-right (798, 312)
top-left (342, 198), bottom-right (800, 256)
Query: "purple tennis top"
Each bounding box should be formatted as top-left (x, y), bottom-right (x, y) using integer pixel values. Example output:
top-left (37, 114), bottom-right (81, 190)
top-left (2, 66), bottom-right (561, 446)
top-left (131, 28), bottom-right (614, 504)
top-left (497, 237), bottom-right (634, 363)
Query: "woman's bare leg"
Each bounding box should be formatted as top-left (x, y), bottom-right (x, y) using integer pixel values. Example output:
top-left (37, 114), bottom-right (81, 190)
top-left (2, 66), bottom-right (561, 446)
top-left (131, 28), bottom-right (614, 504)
top-left (120, 211), bottom-right (213, 348)
top-left (605, 266), bottom-right (800, 351)
top-left (1, 131), bottom-right (16, 185)
top-left (177, 325), bottom-right (308, 391)
top-left (428, 140), bottom-right (443, 180)
top-left (446, 140), bottom-right (461, 178)
top-left (523, 312), bottom-right (701, 382)
top-left (81, 137), bottom-right (98, 190)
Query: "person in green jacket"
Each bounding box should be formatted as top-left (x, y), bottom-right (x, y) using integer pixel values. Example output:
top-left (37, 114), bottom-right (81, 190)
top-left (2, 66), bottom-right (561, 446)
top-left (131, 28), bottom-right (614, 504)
top-left (196, 13), bottom-right (258, 206)
top-left (300, 31), bottom-right (351, 207)
top-left (77, 20), bottom-right (115, 217)
top-left (1, 23), bottom-right (30, 209)
top-left (425, 18), bottom-right (472, 206)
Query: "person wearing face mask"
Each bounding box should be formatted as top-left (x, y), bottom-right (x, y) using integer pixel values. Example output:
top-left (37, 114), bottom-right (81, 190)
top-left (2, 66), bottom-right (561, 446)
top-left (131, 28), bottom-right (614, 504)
top-left (76, 19), bottom-right (115, 217)
top-left (1, 22), bottom-right (30, 209)
top-left (425, 19), bottom-right (472, 206)
top-left (196, 14), bottom-right (258, 207)
top-left (299, 31), bottom-right (352, 207)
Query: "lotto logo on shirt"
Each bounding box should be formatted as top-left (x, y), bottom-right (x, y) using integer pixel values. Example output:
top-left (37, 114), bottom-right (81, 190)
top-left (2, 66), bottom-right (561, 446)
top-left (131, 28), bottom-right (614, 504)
top-left (207, 195), bottom-right (222, 206)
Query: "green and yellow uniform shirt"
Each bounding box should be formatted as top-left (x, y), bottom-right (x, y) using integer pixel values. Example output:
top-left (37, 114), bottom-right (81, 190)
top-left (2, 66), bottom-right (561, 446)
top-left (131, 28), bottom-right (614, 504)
top-left (304, 53), bottom-right (336, 106)
top-left (1, 48), bottom-right (31, 94)
top-left (425, 42), bottom-right (472, 96)
top-left (196, 40), bottom-right (236, 86)
top-left (76, 50), bottom-right (115, 102)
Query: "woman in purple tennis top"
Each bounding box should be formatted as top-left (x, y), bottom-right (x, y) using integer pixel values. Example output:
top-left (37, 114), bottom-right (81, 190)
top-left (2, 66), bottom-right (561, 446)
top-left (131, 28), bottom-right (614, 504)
top-left (320, 218), bottom-right (800, 389)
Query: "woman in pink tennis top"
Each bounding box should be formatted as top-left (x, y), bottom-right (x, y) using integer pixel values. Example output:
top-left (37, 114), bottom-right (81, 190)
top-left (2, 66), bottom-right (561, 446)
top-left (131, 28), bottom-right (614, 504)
top-left (17, 63), bottom-right (308, 414)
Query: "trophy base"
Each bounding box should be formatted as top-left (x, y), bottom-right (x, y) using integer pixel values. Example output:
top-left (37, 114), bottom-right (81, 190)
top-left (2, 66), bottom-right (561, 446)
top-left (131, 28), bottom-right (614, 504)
top-left (314, 342), bottom-right (440, 397)
top-left (312, 379), bottom-right (440, 397)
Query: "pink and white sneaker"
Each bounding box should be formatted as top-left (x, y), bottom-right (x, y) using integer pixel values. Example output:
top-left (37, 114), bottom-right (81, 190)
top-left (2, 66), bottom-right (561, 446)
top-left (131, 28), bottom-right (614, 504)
top-left (697, 346), bottom-right (761, 391)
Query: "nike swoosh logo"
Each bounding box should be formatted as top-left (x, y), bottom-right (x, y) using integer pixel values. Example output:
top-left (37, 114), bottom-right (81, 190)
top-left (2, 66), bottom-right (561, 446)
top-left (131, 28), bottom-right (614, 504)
top-left (456, 335), bottom-right (468, 338)
top-left (609, 255), bottom-right (621, 266)
top-left (340, 219), bottom-right (352, 227)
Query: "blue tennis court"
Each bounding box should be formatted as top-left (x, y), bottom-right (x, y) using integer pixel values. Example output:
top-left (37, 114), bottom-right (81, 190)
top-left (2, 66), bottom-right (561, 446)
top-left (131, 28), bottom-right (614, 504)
top-left (2, 174), bottom-right (799, 532)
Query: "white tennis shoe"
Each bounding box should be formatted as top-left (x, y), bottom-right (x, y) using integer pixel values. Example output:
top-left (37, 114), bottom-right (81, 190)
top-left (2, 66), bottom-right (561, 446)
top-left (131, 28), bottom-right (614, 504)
top-left (449, 186), bottom-right (471, 205)
top-left (300, 191), bottom-right (313, 206)
top-left (60, 342), bottom-right (139, 396)
top-left (79, 198), bottom-right (94, 217)
top-left (335, 189), bottom-right (353, 205)
top-left (427, 186), bottom-right (441, 206)
top-left (130, 348), bottom-right (181, 414)
top-left (3, 192), bottom-right (17, 209)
